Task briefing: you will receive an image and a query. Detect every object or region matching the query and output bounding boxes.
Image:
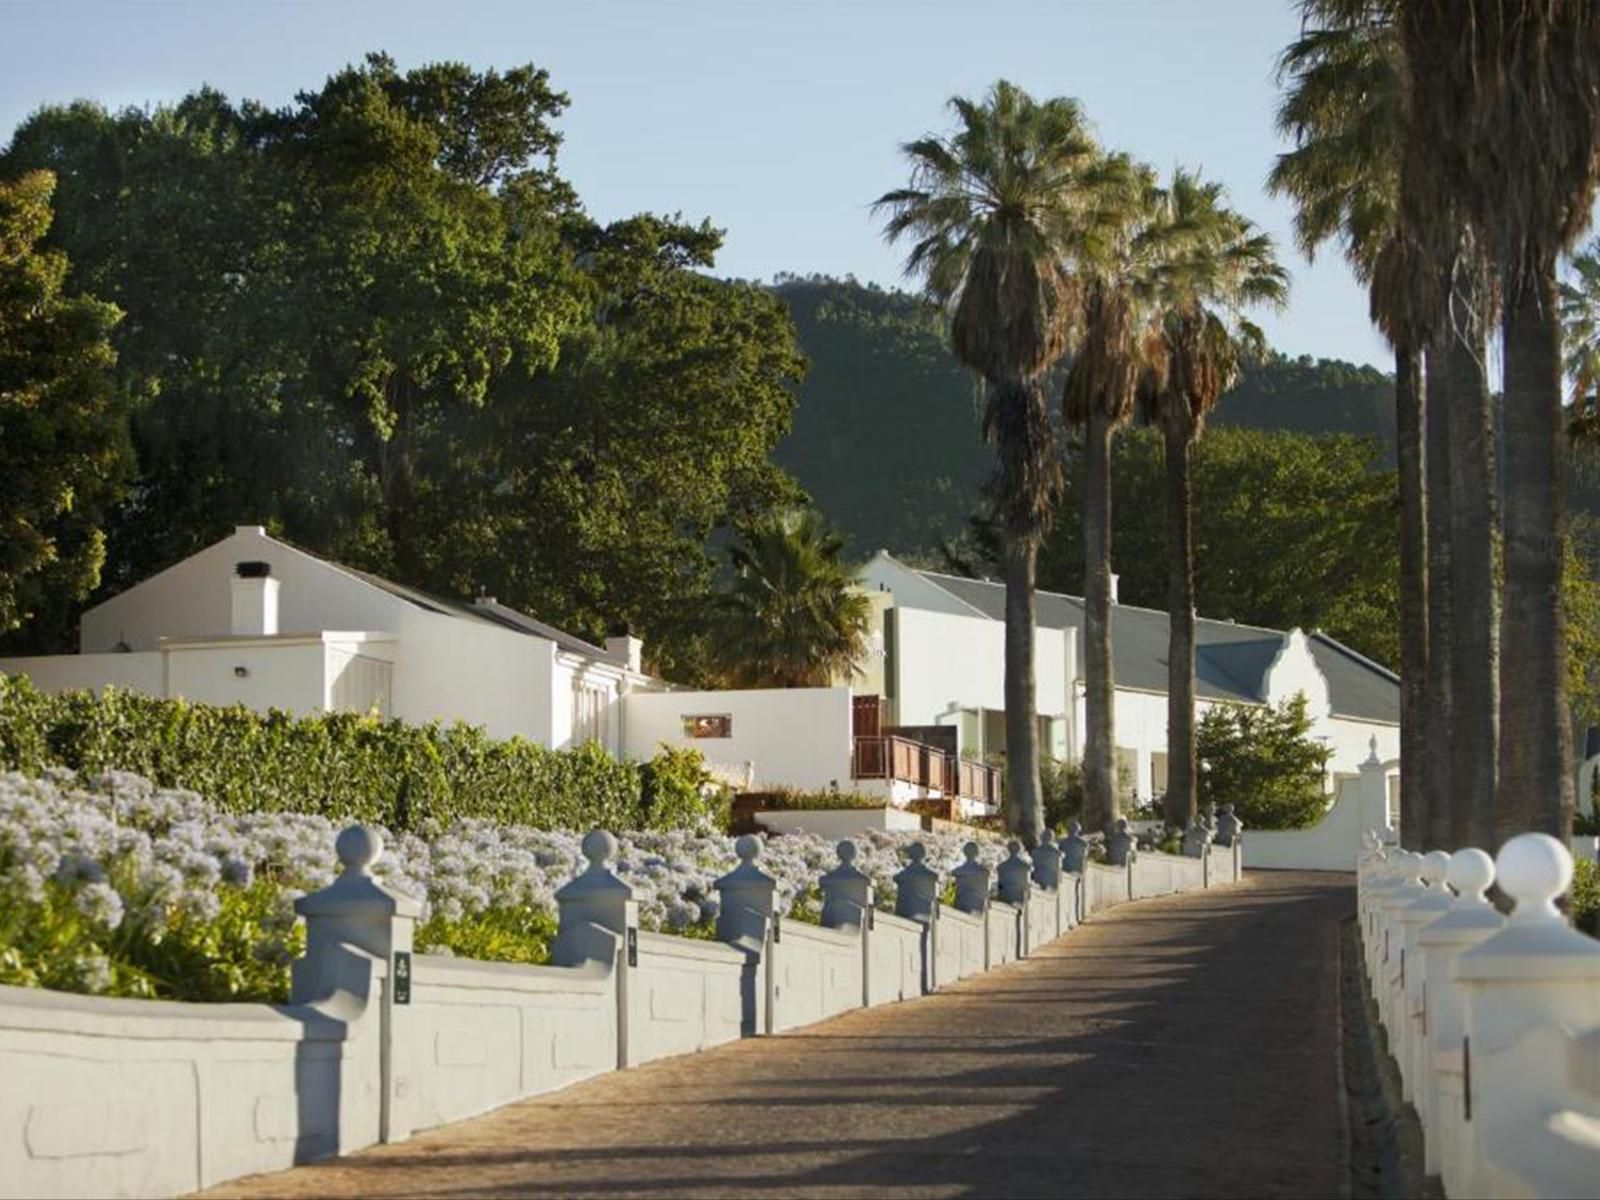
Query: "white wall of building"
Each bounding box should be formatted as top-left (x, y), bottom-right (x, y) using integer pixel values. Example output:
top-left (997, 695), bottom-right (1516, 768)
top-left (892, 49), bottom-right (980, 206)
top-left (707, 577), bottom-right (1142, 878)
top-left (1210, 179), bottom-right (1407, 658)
top-left (0, 652), bottom-right (164, 696)
top-left (80, 527), bottom-right (406, 652)
top-left (391, 607), bottom-right (557, 744)
top-left (164, 638), bottom-right (331, 713)
top-left (623, 687), bottom-right (853, 791)
top-left (892, 607), bottom-right (1068, 726)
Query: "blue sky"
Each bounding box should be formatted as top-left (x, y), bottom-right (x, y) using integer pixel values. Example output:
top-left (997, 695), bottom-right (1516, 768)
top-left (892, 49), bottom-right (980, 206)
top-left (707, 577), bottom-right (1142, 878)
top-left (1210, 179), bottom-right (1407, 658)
top-left (0, 0), bottom-right (1393, 369)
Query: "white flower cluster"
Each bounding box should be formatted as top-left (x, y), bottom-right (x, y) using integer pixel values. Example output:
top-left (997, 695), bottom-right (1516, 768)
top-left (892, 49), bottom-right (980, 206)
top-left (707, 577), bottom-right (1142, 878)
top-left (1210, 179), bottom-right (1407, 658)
top-left (0, 769), bottom-right (1009, 947)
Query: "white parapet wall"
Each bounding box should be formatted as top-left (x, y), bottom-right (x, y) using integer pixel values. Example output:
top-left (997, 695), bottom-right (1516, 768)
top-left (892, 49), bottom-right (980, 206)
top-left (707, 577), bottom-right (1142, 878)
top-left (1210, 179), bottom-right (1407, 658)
top-left (1358, 834), bottom-right (1600, 1200)
top-left (754, 807), bottom-right (922, 839)
top-left (0, 825), bottom-right (1240, 1200)
top-left (622, 686), bottom-right (854, 792)
top-left (1244, 742), bottom-right (1394, 872)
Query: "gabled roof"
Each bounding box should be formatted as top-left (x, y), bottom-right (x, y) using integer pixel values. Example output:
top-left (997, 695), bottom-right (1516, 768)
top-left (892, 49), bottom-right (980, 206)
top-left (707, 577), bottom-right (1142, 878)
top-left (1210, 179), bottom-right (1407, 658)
top-left (905, 566), bottom-right (1398, 724)
top-left (293, 542), bottom-right (617, 662)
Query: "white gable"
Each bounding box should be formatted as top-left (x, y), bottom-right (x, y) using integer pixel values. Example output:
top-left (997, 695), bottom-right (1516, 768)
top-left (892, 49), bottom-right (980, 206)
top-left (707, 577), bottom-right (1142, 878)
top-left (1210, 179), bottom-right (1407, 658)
top-left (1262, 628), bottom-right (1332, 721)
top-left (856, 551), bottom-right (987, 619)
top-left (80, 527), bottom-right (410, 652)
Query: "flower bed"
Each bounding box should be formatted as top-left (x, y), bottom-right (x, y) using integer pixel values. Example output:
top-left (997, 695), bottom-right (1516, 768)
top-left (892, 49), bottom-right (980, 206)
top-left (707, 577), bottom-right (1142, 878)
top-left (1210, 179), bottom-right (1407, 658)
top-left (0, 769), bottom-right (1008, 1004)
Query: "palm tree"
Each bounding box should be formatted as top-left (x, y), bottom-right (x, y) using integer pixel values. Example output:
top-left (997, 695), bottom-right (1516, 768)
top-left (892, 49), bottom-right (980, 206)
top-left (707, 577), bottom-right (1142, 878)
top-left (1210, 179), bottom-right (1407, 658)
top-left (1561, 240), bottom-right (1600, 443)
top-left (1276, 0), bottom-right (1499, 852)
top-left (1270, 7), bottom-right (1436, 851)
top-left (713, 509), bottom-right (871, 689)
top-left (1398, 0), bottom-right (1600, 843)
top-left (1139, 171), bottom-right (1288, 831)
top-left (1060, 160), bottom-right (1161, 833)
top-left (876, 81), bottom-right (1123, 843)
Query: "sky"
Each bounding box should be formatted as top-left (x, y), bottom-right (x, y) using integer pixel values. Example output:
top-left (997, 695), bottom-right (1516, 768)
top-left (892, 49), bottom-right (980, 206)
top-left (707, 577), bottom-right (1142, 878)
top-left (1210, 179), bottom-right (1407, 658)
top-left (0, 0), bottom-right (1394, 370)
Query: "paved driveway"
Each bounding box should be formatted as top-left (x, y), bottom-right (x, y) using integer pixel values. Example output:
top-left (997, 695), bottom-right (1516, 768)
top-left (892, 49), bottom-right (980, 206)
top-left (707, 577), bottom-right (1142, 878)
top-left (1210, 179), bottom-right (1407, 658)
top-left (203, 871), bottom-right (1353, 1199)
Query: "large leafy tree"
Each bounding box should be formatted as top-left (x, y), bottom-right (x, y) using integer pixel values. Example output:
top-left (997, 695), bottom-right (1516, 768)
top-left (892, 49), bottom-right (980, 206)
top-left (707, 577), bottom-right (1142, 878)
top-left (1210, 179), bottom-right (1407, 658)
top-left (1, 55), bottom-right (804, 677)
top-left (1038, 427), bottom-right (1400, 665)
top-left (711, 509), bottom-right (870, 689)
top-left (1398, 0), bottom-right (1600, 844)
top-left (1269, 6), bottom-right (1436, 849)
top-left (876, 81), bottom-right (1121, 842)
top-left (1138, 171), bottom-right (1287, 829)
top-left (0, 171), bottom-right (129, 647)
top-left (1561, 239), bottom-right (1600, 443)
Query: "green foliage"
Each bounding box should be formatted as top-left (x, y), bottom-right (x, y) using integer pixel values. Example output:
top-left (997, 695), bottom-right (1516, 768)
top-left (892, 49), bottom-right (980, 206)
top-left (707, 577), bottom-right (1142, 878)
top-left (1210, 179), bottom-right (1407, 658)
top-left (750, 786), bottom-right (891, 812)
top-left (0, 171), bottom-right (131, 647)
top-left (1041, 757), bottom-right (1085, 832)
top-left (1196, 695), bottom-right (1333, 831)
top-left (1571, 857), bottom-right (1599, 937)
top-left (711, 508), bottom-right (871, 688)
top-left (0, 57), bottom-right (804, 677)
top-left (1041, 426), bottom-right (1402, 667)
top-left (414, 906), bottom-right (557, 966)
top-left (0, 868), bottom-right (303, 1002)
top-left (0, 674), bottom-right (718, 833)
top-left (771, 275), bottom-right (990, 556)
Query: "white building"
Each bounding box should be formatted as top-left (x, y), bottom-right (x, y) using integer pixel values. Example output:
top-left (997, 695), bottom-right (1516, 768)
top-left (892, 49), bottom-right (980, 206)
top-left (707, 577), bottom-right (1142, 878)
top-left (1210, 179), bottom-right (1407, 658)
top-left (853, 552), bottom-right (1402, 809)
top-left (0, 526), bottom-right (650, 752)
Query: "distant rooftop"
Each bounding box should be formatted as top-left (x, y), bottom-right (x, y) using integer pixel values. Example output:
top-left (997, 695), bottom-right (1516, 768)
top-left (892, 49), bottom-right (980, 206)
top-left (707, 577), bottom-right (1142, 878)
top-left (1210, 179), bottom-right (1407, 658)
top-left (909, 567), bottom-right (1398, 724)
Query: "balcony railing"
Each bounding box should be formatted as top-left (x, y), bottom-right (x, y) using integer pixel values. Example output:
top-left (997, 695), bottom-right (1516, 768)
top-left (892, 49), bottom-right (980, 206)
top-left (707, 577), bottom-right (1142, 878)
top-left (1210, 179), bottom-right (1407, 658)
top-left (852, 734), bottom-right (1001, 806)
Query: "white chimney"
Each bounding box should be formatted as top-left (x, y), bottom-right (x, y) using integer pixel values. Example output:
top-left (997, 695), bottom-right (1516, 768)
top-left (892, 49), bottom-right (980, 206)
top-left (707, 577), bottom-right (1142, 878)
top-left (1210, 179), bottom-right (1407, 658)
top-left (605, 634), bottom-right (643, 674)
top-left (1108, 572), bottom-right (1120, 604)
top-left (231, 561), bottom-right (279, 636)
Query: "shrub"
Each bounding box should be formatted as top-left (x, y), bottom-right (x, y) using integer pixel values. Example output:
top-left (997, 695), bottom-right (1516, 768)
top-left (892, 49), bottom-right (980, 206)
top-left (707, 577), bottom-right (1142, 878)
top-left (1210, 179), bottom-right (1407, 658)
top-left (1197, 696), bottom-right (1333, 831)
top-left (0, 674), bottom-right (717, 833)
top-left (745, 785), bottom-right (890, 811)
top-left (1572, 857), bottom-right (1599, 938)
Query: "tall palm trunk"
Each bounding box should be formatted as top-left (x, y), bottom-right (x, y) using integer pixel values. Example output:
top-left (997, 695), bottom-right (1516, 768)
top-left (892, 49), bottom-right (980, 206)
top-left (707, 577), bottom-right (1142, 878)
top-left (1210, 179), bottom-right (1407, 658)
top-left (1498, 264), bottom-right (1575, 843)
top-left (1163, 412), bottom-right (1197, 830)
top-left (1424, 342), bottom-right (1455, 851)
top-left (1444, 259), bottom-right (1498, 850)
top-left (1395, 343), bottom-right (1429, 849)
top-left (1082, 404), bottom-right (1118, 832)
top-left (1002, 533), bottom-right (1044, 845)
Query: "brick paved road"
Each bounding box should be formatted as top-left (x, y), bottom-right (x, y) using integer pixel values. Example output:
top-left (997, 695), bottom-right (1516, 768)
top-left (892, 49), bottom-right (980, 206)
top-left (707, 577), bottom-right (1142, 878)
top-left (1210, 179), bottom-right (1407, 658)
top-left (202, 871), bottom-right (1353, 1199)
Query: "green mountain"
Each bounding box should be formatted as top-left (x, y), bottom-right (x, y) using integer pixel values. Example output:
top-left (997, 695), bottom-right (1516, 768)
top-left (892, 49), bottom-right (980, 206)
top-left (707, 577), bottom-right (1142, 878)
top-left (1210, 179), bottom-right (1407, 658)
top-left (771, 274), bottom-right (1402, 557)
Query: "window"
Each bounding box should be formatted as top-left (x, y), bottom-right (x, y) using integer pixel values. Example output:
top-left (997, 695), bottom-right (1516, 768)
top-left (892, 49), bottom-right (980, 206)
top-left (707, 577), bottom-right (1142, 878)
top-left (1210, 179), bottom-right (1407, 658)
top-left (1151, 752), bottom-right (1169, 799)
top-left (682, 713), bottom-right (732, 738)
top-left (1115, 747), bottom-right (1140, 800)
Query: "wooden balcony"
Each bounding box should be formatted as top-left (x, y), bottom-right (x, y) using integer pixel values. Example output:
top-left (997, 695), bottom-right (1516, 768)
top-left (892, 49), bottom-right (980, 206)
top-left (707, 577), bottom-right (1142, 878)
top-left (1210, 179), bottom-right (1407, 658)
top-left (851, 733), bottom-right (1001, 807)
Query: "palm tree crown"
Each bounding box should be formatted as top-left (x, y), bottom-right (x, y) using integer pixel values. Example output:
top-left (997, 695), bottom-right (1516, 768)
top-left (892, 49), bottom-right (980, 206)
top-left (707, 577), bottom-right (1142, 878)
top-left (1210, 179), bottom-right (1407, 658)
top-left (713, 509), bottom-right (870, 690)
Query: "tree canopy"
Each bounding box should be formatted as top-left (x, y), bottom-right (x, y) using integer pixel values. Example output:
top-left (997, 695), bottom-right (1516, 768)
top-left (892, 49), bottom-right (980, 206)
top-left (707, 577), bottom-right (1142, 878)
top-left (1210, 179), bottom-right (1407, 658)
top-left (0, 55), bottom-right (804, 677)
top-left (0, 171), bottom-right (129, 645)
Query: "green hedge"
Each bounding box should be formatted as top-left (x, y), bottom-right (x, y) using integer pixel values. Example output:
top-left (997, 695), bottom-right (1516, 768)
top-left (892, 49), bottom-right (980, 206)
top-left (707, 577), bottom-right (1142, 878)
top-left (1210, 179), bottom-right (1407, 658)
top-left (0, 674), bottom-right (714, 832)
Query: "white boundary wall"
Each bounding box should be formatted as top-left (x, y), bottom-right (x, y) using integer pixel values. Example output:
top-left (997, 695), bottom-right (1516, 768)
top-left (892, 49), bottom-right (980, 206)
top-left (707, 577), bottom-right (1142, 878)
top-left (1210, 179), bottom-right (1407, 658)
top-left (0, 826), bottom-right (1243, 1199)
top-left (1245, 742), bottom-right (1394, 871)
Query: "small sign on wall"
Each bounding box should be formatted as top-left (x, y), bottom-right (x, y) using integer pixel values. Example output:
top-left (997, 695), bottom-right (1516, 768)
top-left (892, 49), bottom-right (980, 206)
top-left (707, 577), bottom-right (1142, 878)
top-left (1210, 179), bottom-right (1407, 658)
top-left (393, 951), bottom-right (411, 1005)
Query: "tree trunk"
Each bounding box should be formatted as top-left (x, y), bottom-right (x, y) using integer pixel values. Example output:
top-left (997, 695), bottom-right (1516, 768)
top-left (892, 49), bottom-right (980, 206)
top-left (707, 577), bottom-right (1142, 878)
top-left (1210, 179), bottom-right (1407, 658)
top-left (1002, 533), bottom-right (1044, 845)
top-left (1163, 413), bottom-right (1197, 830)
top-left (1395, 343), bottom-right (1429, 850)
top-left (1423, 341), bottom-right (1456, 852)
top-left (1082, 404), bottom-right (1118, 833)
top-left (1498, 262), bottom-right (1575, 845)
top-left (1444, 260), bottom-right (1498, 851)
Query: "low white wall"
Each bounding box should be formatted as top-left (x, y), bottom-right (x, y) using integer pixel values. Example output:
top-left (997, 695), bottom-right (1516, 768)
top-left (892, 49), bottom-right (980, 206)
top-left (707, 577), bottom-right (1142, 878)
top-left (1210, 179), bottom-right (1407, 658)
top-left (940, 907), bottom-right (987, 980)
top-left (623, 687), bottom-right (853, 792)
top-left (406, 954), bottom-right (615, 1133)
top-left (986, 902), bottom-right (1020, 966)
top-left (770, 921), bottom-right (862, 1033)
top-left (1084, 862), bottom-right (1130, 915)
top-left (0, 825), bottom-right (1236, 1200)
top-left (754, 808), bottom-right (921, 839)
top-left (628, 934), bottom-right (746, 1065)
top-left (1245, 759), bottom-right (1390, 872)
top-left (0, 977), bottom-right (382, 1200)
top-left (866, 913), bottom-right (925, 1006)
top-left (0, 653), bottom-right (164, 696)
